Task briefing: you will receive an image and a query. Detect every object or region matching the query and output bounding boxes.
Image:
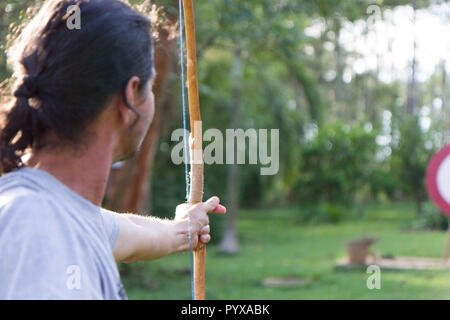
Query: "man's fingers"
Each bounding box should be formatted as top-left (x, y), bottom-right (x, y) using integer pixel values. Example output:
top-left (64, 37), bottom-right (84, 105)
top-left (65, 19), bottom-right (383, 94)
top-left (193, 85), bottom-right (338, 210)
top-left (200, 225), bottom-right (210, 235)
top-left (199, 234), bottom-right (211, 244)
top-left (202, 197), bottom-right (227, 214)
top-left (202, 196), bottom-right (220, 212)
top-left (211, 204), bottom-right (226, 214)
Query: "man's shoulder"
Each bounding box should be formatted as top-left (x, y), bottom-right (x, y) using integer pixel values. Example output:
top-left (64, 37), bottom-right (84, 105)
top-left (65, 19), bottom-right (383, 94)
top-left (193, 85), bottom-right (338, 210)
top-left (0, 171), bottom-right (54, 219)
top-left (0, 173), bottom-right (72, 246)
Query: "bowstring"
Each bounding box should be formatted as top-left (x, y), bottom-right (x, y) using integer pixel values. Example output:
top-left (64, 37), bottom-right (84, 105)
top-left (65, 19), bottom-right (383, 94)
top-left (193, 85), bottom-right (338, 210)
top-left (178, 0), bottom-right (195, 301)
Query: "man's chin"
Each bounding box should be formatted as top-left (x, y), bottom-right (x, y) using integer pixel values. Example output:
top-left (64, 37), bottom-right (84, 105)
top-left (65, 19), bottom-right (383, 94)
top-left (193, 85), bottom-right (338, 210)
top-left (115, 145), bottom-right (141, 163)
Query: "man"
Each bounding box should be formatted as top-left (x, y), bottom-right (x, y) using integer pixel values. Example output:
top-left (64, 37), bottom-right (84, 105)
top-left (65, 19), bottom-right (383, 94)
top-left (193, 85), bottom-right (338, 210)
top-left (0, 0), bottom-right (225, 299)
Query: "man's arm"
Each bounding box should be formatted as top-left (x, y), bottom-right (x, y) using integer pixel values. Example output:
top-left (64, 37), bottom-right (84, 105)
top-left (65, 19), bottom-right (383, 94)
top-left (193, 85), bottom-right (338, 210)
top-left (111, 197), bottom-right (226, 263)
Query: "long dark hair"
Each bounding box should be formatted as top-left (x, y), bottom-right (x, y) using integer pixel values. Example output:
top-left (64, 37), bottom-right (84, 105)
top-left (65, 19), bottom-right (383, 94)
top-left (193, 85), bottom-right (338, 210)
top-left (0, 0), bottom-right (154, 175)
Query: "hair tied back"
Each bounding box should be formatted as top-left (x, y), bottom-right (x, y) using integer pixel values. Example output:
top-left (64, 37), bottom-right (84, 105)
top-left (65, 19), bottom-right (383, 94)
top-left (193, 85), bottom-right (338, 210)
top-left (14, 76), bottom-right (38, 99)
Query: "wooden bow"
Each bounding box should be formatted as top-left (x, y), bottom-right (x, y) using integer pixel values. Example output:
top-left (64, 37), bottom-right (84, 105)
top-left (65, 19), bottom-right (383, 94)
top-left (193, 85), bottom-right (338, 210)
top-left (182, 0), bottom-right (205, 300)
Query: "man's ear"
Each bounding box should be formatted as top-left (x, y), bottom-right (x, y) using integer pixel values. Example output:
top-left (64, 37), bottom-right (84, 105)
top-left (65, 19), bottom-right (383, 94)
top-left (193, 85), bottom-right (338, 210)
top-left (117, 76), bottom-right (141, 127)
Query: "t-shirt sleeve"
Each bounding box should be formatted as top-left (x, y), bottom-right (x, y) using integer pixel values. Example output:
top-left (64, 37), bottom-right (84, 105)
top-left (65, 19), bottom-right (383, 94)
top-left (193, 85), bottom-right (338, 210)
top-left (0, 194), bottom-right (103, 299)
top-left (100, 208), bottom-right (120, 250)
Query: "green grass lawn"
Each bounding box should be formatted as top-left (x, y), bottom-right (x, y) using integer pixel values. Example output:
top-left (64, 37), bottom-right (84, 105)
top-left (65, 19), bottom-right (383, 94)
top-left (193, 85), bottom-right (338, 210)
top-left (122, 202), bottom-right (450, 300)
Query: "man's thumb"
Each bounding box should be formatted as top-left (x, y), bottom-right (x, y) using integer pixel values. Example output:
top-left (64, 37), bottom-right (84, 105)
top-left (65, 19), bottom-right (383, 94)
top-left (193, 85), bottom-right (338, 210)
top-left (203, 196), bottom-right (220, 211)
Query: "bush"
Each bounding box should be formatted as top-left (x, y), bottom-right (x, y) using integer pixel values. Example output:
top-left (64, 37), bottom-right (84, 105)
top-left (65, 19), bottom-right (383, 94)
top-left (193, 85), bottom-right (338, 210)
top-left (370, 165), bottom-right (397, 201)
top-left (390, 116), bottom-right (437, 214)
top-left (411, 203), bottom-right (448, 231)
top-left (294, 121), bottom-right (377, 205)
top-left (297, 202), bottom-right (347, 225)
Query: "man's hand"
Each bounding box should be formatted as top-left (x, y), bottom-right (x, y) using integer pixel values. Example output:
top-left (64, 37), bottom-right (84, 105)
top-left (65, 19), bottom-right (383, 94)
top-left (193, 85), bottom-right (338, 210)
top-left (111, 196), bottom-right (226, 262)
top-left (175, 196), bottom-right (226, 250)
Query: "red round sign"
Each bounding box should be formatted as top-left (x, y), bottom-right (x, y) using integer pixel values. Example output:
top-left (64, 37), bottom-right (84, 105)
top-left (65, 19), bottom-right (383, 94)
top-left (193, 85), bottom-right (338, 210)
top-left (426, 144), bottom-right (450, 216)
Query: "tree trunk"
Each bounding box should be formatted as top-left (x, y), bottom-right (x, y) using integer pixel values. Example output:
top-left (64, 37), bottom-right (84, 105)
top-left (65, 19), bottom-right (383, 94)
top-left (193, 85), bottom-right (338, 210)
top-left (333, 20), bottom-right (343, 104)
top-left (220, 47), bottom-right (242, 254)
top-left (442, 60), bottom-right (450, 145)
top-left (416, 197), bottom-right (423, 216)
top-left (406, 0), bottom-right (417, 115)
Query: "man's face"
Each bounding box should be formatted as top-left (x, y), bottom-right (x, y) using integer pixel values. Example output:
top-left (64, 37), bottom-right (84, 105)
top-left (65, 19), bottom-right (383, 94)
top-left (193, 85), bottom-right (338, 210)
top-left (118, 79), bottom-right (155, 161)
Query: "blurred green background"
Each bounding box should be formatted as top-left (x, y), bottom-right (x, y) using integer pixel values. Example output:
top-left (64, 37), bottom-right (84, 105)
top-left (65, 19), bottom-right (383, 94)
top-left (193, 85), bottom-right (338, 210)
top-left (1, 0), bottom-right (450, 299)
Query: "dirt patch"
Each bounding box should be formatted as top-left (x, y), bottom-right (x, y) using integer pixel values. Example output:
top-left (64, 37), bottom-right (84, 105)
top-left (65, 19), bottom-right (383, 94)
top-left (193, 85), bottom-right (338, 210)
top-left (336, 256), bottom-right (450, 271)
top-left (263, 277), bottom-right (311, 287)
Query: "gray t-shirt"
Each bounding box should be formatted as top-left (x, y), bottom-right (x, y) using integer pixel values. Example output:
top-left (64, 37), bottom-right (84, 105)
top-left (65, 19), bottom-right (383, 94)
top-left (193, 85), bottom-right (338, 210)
top-left (0, 167), bottom-right (126, 300)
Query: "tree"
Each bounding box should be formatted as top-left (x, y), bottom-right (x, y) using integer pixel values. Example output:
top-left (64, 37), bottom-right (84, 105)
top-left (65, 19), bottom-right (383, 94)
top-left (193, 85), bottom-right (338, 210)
top-left (391, 116), bottom-right (435, 214)
top-left (219, 47), bottom-right (243, 254)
